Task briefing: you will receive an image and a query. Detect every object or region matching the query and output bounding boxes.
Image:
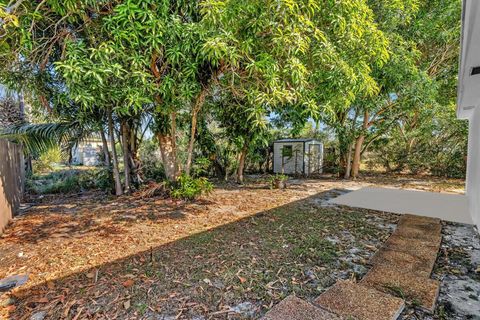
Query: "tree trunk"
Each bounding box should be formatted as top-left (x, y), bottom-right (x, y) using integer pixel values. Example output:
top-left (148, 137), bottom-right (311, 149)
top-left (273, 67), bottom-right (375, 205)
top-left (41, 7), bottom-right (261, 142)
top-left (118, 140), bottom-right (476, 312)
top-left (171, 112), bottom-right (179, 176)
top-left (351, 110), bottom-right (369, 180)
top-left (265, 148), bottom-right (270, 173)
top-left (128, 122), bottom-right (141, 186)
top-left (99, 126), bottom-right (110, 166)
top-left (236, 143), bottom-right (248, 184)
top-left (25, 155), bottom-right (32, 176)
top-left (344, 143), bottom-right (353, 179)
top-left (185, 88), bottom-right (208, 176)
top-left (107, 107), bottom-right (123, 196)
top-left (121, 120), bottom-right (131, 193)
top-left (157, 132), bottom-right (178, 181)
top-left (213, 158), bottom-right (225, 179)
top-left (351, 135), bottom-right (365, 180)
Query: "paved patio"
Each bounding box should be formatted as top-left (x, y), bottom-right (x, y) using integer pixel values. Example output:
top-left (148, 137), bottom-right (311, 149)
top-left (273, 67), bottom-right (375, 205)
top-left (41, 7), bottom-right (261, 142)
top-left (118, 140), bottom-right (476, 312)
top-left (330, 187), bottom-right (473, 224)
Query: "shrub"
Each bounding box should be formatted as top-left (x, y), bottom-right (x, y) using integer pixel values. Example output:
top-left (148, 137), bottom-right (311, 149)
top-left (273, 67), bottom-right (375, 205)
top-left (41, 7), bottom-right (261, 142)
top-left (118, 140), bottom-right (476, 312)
top-left (78, 167), bottom-right (113, 191)
top-left (27, 167), bottom-right (113, 194)
top-left (33, 147), bottom-right (63, 173)
top-left (171, 174), bottom-right (213, 200)
top-left (191, 157), bottom-right (212, 177)
top-left (34, 173), bottom-right (82, 194)
top-left (268, 174), bottom-right (288, 189)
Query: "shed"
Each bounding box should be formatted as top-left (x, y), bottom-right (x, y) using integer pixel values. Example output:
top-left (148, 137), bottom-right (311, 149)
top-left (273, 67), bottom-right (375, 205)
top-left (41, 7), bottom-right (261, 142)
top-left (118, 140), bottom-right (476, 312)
top-left (273, 138), bottom-right (323, 175)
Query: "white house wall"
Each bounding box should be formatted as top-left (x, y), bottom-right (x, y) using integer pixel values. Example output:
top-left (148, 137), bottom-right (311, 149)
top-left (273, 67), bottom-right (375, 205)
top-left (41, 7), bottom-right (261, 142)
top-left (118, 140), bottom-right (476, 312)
top-left (466, 107), bottom-right (480, 230)
top-left (273, 142), bottom-right (305, 174)
top-left (72, 140), bottom-right (103, 166)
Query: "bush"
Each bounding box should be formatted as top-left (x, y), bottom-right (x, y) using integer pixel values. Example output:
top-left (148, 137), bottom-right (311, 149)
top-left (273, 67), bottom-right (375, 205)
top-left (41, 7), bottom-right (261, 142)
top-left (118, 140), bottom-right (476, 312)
top-left (30, 172), bottom-right (82, 194)
top-left (78, 167), bottom-right (114, 191)
top-left (27, 167), bottom-right (113, 194)
top-left (171, 174), bottom-right (213, 200)
top-left (268, 174), bottom-right (288, 189)
top-left (191, 157), bottom-right (212, 177)
top-left (33, 147), bottom-right (63, 173)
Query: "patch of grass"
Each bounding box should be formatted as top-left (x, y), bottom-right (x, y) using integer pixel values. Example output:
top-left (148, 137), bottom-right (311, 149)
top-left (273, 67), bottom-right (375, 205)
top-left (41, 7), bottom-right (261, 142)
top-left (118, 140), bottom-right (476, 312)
top-left (189, 231), bottom-right (215, 245)
top-left (291, 236), bottom-right (337, 264)
top-left (411, 298), bottom-right (422, 308)
top-left (384, 284), bottom-right (406, 299)
top-left (135, 302), bottom-right (148, 315)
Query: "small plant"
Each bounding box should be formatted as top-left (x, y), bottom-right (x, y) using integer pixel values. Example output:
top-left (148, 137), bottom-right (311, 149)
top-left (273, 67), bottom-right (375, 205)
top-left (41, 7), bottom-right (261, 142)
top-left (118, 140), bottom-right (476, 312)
top-left (170, 173), bottom-right (213, 200)
top-left (269, 174), bottom-right (288, 189)
top-left (384, 284), bottom-right (406, 299)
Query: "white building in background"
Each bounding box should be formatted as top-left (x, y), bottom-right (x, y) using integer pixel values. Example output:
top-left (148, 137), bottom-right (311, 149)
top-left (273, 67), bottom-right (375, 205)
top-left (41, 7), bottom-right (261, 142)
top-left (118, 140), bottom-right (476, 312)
top-left (71, 137), bottom-right (103, 166)
top-left (273, 138), bottom-right (323, 175)
top-left (457, 0), bottom-right (480, 231)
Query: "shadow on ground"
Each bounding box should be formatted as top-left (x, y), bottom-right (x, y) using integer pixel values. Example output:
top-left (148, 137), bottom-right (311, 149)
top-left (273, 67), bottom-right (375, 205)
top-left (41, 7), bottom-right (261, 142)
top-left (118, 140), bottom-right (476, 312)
top-left (2, 189), bottom-right (398, 319)
top-left (5, 196), bottom-right (219, 245)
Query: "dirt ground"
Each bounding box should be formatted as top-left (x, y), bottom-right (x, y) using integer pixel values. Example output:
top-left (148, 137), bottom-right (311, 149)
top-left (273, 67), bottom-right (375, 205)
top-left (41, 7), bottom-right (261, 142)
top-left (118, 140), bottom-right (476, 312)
top-left (0, 174), bottom-right (476, 319)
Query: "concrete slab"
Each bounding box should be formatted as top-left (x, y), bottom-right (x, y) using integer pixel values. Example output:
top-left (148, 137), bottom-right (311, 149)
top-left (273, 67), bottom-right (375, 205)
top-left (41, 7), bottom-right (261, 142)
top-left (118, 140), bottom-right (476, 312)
top-left (330, 187), bottom-right (472, 224)
top-left (262, 296), bottom-right (342, 320)
top-left (314, 280), bottom-right (405, 320)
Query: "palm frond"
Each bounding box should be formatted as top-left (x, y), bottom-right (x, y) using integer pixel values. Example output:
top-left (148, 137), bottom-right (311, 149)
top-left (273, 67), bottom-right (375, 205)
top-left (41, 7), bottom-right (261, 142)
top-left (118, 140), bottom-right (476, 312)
top-left (0, 121), bottom-right (85, 156)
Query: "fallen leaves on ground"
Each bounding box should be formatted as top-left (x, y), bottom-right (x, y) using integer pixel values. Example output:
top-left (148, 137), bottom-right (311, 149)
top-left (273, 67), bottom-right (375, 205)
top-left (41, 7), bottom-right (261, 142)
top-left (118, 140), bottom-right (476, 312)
top-left (0, 175), bottom-right (464, 319)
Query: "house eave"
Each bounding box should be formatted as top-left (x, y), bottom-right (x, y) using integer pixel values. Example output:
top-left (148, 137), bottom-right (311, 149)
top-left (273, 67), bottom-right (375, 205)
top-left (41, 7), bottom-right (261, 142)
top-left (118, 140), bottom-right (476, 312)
top-left (457, 0), bottom-right (480, 120)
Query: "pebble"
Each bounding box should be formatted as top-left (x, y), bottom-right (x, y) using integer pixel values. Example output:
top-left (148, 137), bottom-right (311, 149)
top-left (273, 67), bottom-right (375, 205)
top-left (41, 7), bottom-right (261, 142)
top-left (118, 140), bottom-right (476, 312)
top-left (230, 301), bottom-right (257, 317)
top-left (30, 311), bottom-right (47, 320)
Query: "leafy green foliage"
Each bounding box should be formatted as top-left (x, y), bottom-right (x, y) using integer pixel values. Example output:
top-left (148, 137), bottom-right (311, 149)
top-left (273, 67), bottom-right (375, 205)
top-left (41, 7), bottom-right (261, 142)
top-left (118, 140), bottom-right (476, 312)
top-left (171, 173), bottom-right (213, 200)
top-left (0, 0), bottom-right (467, 183)
top-left (268, 174), bottom-right (289, 189)
top-left (0, 121), bottom-right (86, 156)
top-left (27, 167), bottom-right (113, 194)
top-left (191, 156), bottom-right (212, 178)
top-left (32, 147), bottom-right (62, 173)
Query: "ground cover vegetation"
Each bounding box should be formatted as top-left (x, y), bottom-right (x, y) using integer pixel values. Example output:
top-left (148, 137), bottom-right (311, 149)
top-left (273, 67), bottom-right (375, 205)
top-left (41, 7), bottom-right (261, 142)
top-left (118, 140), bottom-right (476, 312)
top-left (0, 0), bottom-right (466, 197)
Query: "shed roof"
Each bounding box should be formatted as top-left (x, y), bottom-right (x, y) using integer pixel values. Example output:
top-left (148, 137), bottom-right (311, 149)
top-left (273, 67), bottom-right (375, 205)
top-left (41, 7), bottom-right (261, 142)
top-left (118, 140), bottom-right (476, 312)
top-left (273, 138), bottom-right (319, 143)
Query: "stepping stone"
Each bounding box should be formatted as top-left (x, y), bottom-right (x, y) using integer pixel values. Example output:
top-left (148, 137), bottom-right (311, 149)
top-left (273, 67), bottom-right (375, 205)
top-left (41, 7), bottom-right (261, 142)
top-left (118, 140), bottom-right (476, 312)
top-left (262, 296), bottom-right (342, 320)
top-left (313, 280), bottom-right (404, 320)
top-left (398, 218), bottom-right (442, 234)
top-left (369, 247), bottom-right (436, 278)
top-left (360, 264), bottom-right (440, 313)
top-left (386, 231), bottom-right (442, 253)
top-left (0, 274), bottom-right (29, 292)
top-left (400, 214), bottom-right (441, 225)
top-left (393, 225), bottom-right (442, 244)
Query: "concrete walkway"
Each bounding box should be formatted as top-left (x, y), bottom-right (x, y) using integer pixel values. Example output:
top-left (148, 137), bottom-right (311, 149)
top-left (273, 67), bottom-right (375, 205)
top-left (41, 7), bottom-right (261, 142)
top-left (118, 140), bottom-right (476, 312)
top-left (330, 187), bottom-right (472, 224)
top-left (262, 214), bottom-right (442, 320)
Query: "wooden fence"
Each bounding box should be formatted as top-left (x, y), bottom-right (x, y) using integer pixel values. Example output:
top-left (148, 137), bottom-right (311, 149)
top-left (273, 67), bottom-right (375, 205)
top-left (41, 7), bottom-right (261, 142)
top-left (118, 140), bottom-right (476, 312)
top-left (0, 139), bottom-right (24, 234)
